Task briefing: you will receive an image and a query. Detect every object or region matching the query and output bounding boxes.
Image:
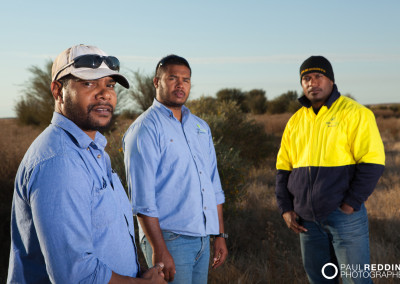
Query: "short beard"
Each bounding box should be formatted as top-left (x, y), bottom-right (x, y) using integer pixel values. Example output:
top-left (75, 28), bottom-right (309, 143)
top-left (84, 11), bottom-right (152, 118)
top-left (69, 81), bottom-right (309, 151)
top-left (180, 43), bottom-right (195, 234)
top-left (157, 85), bottom-right (188, 109)
top-left (161, 100), bottom-right (185, 108)
top-left (63, 96), bottom-right (114, 132)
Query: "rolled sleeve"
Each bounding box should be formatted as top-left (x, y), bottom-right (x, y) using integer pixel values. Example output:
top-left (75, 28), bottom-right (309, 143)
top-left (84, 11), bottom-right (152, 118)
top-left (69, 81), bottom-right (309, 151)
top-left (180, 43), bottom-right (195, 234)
top-left (124, 122), bottom-right (161, 217)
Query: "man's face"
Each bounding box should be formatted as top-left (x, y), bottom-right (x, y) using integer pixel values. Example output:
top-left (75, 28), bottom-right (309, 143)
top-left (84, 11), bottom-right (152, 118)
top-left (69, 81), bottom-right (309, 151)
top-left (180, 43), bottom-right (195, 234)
top-left (155, 64), bottom-right (191, 108)
top-left (301, 72), bottom-right (334, 108)
top-left (61, 76), bottom-right (117, 133)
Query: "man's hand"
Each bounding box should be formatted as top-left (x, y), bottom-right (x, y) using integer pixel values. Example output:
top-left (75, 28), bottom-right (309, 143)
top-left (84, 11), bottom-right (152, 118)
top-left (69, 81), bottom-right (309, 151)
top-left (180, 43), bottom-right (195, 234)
top-left (109, 263), bottom-right (166, 284)
top-left (212, 236), bottom-right (228, 269)
top-left (153, 249), bottom-right (176, 282)
top-left (282, 211), bottom-right (307, 233)
top-left (141, 263), bottom-right (167, 284)
top-left (340, 203), bottom-right (354, 214)
top-left (137, 215), bottom-right (176, 282)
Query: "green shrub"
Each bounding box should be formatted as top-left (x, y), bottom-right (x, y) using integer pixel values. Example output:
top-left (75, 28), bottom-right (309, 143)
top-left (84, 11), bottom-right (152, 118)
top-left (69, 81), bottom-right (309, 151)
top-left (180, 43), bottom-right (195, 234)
top-left (15, 61), bottom-right (54, 127)
top-left (244, 89), bottom-right (267, 114)
top-left (267, 91), bottom-right (299, 114)
top-left (213, 139), bottom-right (246, 208)
top-left (121, 71), bottom-right (155, 112)
top-left (216, 88), bottom-right (249, 112)
top-left (187, 96), bottom-right (218, 115)
top-left (15, 98), bottom-right (42, 126)
top-left (189, 99), bottom-right (276, 207)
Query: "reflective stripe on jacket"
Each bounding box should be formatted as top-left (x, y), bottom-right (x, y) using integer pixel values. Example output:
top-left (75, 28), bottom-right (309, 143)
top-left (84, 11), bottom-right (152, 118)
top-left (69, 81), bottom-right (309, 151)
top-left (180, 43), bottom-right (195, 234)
top-left (275, 85), bottom-right (385, 221)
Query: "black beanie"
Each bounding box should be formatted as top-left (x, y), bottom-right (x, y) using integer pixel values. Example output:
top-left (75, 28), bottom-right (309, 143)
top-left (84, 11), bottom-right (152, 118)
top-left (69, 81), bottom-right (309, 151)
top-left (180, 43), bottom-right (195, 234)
top-left (299, 56), bottom-right (334, 83)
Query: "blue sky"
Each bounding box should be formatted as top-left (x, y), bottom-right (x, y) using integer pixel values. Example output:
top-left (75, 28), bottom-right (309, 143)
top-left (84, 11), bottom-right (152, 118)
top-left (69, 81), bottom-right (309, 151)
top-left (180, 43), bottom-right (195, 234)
top-left (1, 0), bottom-right (399, 118)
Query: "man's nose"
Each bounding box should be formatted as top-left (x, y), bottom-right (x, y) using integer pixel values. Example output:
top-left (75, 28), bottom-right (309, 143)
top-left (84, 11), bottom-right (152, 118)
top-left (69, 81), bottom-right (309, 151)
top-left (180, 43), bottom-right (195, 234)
top-left (309, 78), bottom-right (317, 87)
top-left (176, 78), bottom-right (184, 89)
top-left (96, 87), bottom-right (112, 100)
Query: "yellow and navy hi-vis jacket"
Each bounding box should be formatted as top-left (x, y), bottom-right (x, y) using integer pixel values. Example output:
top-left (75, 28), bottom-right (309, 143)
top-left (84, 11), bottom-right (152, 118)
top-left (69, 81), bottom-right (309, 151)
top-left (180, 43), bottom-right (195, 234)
top-left (275, 85), bottom-right (385, 221)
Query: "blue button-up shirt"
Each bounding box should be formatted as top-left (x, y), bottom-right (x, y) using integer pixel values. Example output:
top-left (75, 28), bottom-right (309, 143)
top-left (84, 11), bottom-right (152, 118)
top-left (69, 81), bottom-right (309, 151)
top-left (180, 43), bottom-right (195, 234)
top-left (8, 112), bottom-right (139, 284)
top-left (123, 99), bottom-right (225, 238)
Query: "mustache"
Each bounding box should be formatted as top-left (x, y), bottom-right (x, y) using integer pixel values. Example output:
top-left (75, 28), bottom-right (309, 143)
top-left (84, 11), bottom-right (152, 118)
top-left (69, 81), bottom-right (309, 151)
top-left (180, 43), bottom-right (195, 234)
top-left (87, 103), bottom-right (114, 113)
top-left (308, 87), bottom-right (322, 93)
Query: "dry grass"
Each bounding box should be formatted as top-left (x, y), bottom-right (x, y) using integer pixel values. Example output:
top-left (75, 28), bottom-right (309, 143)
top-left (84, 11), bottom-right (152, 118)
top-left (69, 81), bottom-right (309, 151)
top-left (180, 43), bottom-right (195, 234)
top-left (209, 111), bottom-right (400, 283)
top-left (1, 110), bottom-right (399, 283)
top-left (250, 113), bottom-right (291, 137)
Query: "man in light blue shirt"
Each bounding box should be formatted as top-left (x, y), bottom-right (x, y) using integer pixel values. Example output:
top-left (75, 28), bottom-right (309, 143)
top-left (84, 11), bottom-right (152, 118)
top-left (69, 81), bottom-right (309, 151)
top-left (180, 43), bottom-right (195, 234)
top-left (123, 55), bottom-right (228, 283)
top-left (7, 44), bottom-right (165, 284)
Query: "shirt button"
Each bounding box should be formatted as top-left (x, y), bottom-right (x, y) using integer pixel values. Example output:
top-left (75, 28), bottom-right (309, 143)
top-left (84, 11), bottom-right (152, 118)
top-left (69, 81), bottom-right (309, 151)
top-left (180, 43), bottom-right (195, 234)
top-left (202, 188), bottom-right (205, 192)
top-left (204, 206), bottom-right (207, 210)
top-left (97, 154), bottom-right (101, 158)
top-left (199, 171), bottom-right (202, 174)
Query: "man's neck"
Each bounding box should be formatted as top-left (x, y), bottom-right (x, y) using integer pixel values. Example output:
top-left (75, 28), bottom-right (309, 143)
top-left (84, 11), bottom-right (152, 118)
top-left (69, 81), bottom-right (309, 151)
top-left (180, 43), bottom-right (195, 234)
top-left (157, 99), bottom-right (183, 122)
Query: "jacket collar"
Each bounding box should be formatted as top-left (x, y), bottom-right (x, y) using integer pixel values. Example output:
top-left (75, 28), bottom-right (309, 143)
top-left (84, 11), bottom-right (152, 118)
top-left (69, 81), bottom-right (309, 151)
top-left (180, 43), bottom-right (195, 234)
top-left (298, 84), bottom-right (341, 109)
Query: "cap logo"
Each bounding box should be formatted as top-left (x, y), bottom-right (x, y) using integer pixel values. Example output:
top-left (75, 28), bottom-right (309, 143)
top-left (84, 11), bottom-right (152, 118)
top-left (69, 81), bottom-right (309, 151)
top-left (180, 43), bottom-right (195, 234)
top-left (301, 67), bottom-right (326, 76)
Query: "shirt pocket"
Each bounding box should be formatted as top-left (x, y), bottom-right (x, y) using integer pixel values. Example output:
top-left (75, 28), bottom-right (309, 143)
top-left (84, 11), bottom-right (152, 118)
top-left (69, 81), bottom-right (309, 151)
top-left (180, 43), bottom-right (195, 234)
top-left (92, 177), bottom-right (117, 229)
top-left (160, 136), bottom-right (183, 171)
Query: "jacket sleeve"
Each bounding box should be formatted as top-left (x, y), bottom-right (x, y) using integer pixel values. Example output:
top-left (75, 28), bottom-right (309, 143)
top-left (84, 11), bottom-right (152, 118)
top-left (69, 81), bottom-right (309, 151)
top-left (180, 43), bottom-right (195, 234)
top-left (275, 123), bottom-right (294, 214)
top-left (343, 108), bottom-right (385, 210)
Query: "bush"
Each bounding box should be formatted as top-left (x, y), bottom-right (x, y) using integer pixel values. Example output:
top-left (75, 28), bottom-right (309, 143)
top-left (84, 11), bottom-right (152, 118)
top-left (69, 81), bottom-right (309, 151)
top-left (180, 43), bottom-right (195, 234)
top-left (189, 99), bottom-right (275, 166)
top-left (244, 89), bottom-right (267, 114)
top-left (15, 60), bottom-right (54, 127)
top-left (267, 90), bottom-right (299, 114)
top-left (121, 71), bottom-right (155, 112)
top-left (188, 99), bottom-right (276, 206)
top-left (187, 96), bottom-right (218, 115)
top-left (216, 88), bottom-right (248, 112)
top-left (15, 98), bottom-right (42, 126)
top-left (212, 139), bottom-right (246, 208)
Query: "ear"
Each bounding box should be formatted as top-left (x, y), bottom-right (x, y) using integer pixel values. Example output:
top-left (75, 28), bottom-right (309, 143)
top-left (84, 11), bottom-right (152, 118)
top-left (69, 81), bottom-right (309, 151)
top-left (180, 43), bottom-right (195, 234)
top-left (153, 77), bottom-right (159, 88)
top-left (51, 81), bottom-right (63, 102)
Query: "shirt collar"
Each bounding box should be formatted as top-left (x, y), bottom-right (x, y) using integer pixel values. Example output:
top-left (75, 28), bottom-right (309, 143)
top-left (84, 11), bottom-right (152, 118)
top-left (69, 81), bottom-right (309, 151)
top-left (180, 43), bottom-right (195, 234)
top-left (51, 112), bottom-right (107, 150)
top-left (152, 98), bottom-right (191, 122)
top-left (298, 84), bottom-right (341, 109)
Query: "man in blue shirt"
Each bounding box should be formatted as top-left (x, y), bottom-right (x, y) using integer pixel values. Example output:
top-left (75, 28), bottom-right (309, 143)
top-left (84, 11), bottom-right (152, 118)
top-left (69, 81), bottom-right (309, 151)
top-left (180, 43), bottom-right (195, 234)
top-left (123, 55), bottom-right (228, 283)
top-left (7, 44), bottom-right (166, 284)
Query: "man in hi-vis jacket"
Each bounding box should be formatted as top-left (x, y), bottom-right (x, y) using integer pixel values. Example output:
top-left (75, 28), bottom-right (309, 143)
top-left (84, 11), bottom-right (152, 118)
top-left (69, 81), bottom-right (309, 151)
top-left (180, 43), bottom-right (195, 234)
top-left (275, 56), bottom-right (385, 284)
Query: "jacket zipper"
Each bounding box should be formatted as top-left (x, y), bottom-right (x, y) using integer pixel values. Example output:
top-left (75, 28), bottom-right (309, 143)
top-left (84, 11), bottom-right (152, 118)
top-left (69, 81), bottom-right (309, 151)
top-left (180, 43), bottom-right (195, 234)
top-left (308, 109), bottom-right (316, 221)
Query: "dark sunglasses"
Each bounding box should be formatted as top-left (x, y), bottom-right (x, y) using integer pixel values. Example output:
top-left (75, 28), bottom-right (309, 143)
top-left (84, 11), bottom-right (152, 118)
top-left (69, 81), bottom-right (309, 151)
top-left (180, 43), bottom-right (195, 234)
top-left (54, 54), bottom-right (120, 81)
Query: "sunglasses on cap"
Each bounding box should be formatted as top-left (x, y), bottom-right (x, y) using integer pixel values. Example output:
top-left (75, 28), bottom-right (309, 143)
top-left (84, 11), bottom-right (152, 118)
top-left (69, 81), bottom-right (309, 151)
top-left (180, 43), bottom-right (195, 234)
top-left (54, 54), bottom-right (120, 81)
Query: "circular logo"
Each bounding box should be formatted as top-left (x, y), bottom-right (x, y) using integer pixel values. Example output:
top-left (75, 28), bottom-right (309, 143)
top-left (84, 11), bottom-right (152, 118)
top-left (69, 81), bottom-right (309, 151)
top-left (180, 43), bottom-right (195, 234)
top-left (322, 263), bottom-right (338, 279)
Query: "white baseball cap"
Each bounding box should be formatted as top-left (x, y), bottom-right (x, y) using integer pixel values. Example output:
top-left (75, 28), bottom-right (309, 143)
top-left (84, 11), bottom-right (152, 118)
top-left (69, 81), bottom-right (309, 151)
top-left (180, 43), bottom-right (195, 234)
top-left (52, 44), bottom-right (129, 88)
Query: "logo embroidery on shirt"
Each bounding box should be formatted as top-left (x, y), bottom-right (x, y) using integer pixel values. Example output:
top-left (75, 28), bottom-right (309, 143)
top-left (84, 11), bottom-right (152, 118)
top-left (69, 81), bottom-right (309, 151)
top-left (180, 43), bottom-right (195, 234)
top-left (326, 116), bottom-right (338, 127)
top-left (196, 124), bottom-right (207, 134)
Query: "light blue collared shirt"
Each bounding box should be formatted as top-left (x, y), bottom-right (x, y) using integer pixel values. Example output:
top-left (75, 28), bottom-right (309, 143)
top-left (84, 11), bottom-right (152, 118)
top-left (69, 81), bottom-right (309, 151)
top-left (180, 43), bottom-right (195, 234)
top-left (123, 99), bottom-right (225, 238)
top-left (8, 112), bottom-right (139, 284)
